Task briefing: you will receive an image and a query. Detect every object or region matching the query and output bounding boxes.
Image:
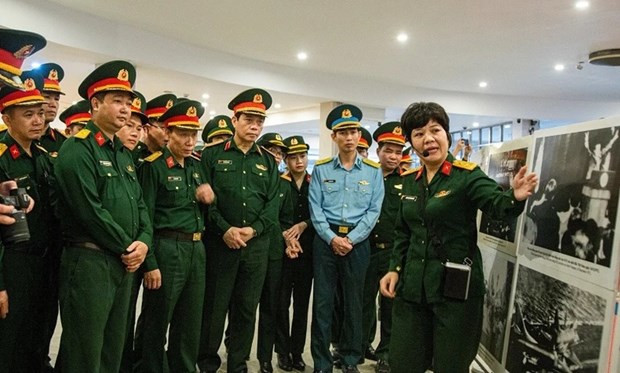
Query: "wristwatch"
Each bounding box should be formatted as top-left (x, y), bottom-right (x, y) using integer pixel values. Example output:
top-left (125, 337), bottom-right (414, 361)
top-left (345, 237), bottom-right (353, 245)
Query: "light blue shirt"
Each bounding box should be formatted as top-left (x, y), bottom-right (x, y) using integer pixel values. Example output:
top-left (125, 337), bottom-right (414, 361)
top-left (309, 154), bottom-right (384, 245)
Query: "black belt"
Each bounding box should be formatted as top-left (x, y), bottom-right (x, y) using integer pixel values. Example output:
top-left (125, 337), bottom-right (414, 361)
top-left (329, 224), bottom-right (355, 238)
top-left (156, 229), bottom-right (202, 242)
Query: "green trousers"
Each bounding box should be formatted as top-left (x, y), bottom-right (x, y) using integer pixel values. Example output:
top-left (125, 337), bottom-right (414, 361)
top-left (0, 249), bottom-right (46, 372)
top-left (198, 234), bottom-right (269, 373)
top-left (58, 246), bottom-right (134, 373)
top-left (257, 257), bottom-right (283, 362)
top-left (390, 295), bottom-right (483, 373)
top-left (136, 237), bottom-right (206, 373)
top-left (361, 248), bottom-right (393, 360)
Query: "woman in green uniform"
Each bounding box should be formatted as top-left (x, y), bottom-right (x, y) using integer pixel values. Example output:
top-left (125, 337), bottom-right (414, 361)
top-left (380, 102), bottom-right (538, 373)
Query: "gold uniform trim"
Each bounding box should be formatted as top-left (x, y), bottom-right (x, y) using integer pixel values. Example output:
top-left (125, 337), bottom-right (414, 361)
top-left (144, 151), bottom-right (163, 162)
top-left (401, 166), bottom-right (421, 177)
top-left (362, 158), bottom-right (380, 168)
top-left (315, 157), bottom-right (333, 166)
top-left (0, 143), bottom-right (7, 157)
top-left (452, 159), bottom-right (477, 171)
top-left (74, 129), bottom-right (91, 139)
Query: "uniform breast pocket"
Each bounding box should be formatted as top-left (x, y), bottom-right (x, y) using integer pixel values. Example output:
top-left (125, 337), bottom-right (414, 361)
top-left (321, 182), bottom-right (340, 194)
top-left (214, 163), bottom-right (237, 188)
top-left (96, 166), bottom-right (121, 199)
top-left (401, 195), bottom-right (421, 222)
top-left (250, 166), bottom-right (269, 189)
top-left (163, 181), bottom-right (188, 205)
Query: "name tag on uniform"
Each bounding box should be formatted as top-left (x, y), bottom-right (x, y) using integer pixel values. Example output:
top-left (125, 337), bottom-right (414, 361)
top-left (358, 180), bottom-right (369, 185)
top-left (256, 164), bottom-right (267, 171)
top-left (167, 176), bottom-right (182, 182)
top-left (99, 160), bottom-right (112, 167)
top-left (323, 179), bottom-right (336, 183)
top-left (218, 160), bottom-right (232, 165)
top-left (402, 195), bottom-right (418, 201)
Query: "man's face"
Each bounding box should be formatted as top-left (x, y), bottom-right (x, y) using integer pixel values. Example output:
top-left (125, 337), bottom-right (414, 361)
top-left (146, 120), bottom-right (168, 150)
top-left (357, 147), bottom-right (368, 159)
top-left (232, 113), bottom-right (264, 143)
top-left (331, 128), bottom-right (361, 154)
top-left (115, 114), bottom-right (142, 150)
top-left (65, 123), bottom-right (86, 137)
top-left (377, 143), bottom-right (404, 172)
top-left (209, 134), bottom-right (232, 144)
top-left (265, 144), bottom-right (285, 164)
top-left (2, 104), bottom-right (45, 142)
top-left (91, 92), bottom-right (132, 133)
top-left (41, 91), bottom-right (60, 124)
top-left (285, 152), bottom-right (308, 174)
top-left (167, 127), bottom-right (198, 159)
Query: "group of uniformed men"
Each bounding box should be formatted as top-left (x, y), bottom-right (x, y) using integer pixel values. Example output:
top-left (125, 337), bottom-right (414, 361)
top-left (0, 28), bottom-right (415, 373)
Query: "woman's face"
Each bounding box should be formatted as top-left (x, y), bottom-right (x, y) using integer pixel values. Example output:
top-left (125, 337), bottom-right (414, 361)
top-left (409, 120), bottom-right (449, 167)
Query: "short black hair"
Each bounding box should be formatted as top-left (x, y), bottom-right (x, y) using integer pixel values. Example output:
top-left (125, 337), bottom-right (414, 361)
top-left (400, 102), bottom-right (450, 143)
top-left (90, 92), bottom-right (107, 111)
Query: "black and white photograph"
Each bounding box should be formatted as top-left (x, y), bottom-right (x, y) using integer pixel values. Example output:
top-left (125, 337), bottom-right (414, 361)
top-left (479, 246), bottom-right (515, 368)
top-left (505, 265), bottom-right (607, 373)
top-left (480, 147), bottom-right (528, 243)
top-left (522, 125), bottom-right (619, 270)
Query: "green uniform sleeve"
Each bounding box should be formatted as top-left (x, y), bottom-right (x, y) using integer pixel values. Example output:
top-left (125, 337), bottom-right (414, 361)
top-left (466, 167), bottom-right (526, 219)
top-left (54, 142), bottom-right (134, 255)
top-left (137, 162), bottom-right (159, 271)
top-left (250, 157), bottom-right (279, 236)
top-left (389, 195), bottom-right (411, 273)
top-left (201, 151), bottom-right (233, 234)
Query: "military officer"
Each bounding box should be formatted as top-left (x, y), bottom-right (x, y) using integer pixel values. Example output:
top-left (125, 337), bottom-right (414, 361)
top-left (201, 114), bottom-right (234, 147)
top-left (133, 93), bottom-right (176, 165)
top-left (356, 126), bottom-right (372, 158)
top-left (379, 102), bottom-right (537, 373)
top-left (198, 88), bottom-right (279, 373)
top-left (0, 70), bottom-right (54, 372)
top-left (0, 28), bottom-right (46, 90)
top-left (309, 104), bottom-right (384, 373)
top-left (255, 132), bottom-right (294, 373)
top-left (59, 100), bottom-right (91, 137)
top-left (276, 135), bottom-right (315, 372)
top-left (54, 60), bottom-right (153, 373)
top-left (360, 122), bottom-right (406, 373)
top-left (135, 99), bottom-right (210, 372)
top-left (37, 63), bottom-right (67, 155)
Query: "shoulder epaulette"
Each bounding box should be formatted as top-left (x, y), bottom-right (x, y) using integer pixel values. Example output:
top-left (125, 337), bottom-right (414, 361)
top-left (280, 173), bottom-right (292, 182)
top-left (144, 151), bottom-right (163, 163)
top-left (0, 123), bottom-right (7, 133)
top-left (74, 129), bottom-right (91, 139)
top-left (315, 157), bottom-right (333, 166)
top-left (401, 166), bottom-right (421, 177)
top-left (362, 158), bottom-right (380, 168)
top-left (452, 159), bottom-right (477, 171)
top-left (35, 143), bottom-right (48, 153)
top-left (190, 152), bottom-right (201, 161)
top-left (0, 143), bottom-right (7, 157)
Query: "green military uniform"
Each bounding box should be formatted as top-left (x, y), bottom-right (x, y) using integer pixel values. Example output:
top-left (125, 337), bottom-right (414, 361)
top-left (0, 28), bottom-right (46, 90)
top-left (256, 133), bottom-right (294, 368)
top-left (0, 70), bottom-right (55, 372)
top-left (275, 136), bottom-right (315, 367)
top-left (135, 100), bottom-right (207, 373)
top-left (198, 88), bottom-right (279, 373)
top-left (59, 99), bottom-right (91, 132)
top-left (38, 63), bottom-right (67, 155)
top-left (389, 153), bottom-right (525, 373)
top-left (54, 61), bottom-right (153, 373)
top-left (361, 122), bottom-right (406, 367)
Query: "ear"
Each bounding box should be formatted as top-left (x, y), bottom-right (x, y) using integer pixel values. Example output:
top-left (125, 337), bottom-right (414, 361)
top-left (90, 96), bottom-right (100, 112)
top-left (330, 131), bottom-right (336, 141)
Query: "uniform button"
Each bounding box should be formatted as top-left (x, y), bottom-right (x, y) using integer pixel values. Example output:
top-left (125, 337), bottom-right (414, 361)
top-left (421, 259), bottom-right (425, 262)
top-left (224, 168), bottom-right (228, 171)
top-left (374, 234), bottom-right (378, 238)
top-left (243, 171), bottom-right (246, 174)
top-left (107, 173), bottom-right (112, 177)
top-left (421, 240), bottom-right (425, 244)
top-left (343, 204), bottom-right (347, 207)
top-left (243, 220), bottom-right (246, 224)
top-left (377, 219), bottom-right (380, 223)
top-left (345, 188), bottom-right (349, 191)
top-left (242, 186), bottom-right (246, 190)
top-left (243, 202), bottom-right (246, 206)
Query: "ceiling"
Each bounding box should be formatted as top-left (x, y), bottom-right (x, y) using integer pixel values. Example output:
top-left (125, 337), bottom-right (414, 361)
top-left (3, 0), bottom-right (620, 132)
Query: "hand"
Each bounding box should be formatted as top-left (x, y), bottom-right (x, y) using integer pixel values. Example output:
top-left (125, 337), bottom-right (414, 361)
top-left (223, 227), bottom-right (247, 249)
top-left (380, 272), bottom-right (399, 298)
top-left (330, 236), bottom-right (353, 256)
top-left (283, 222), bottom-right (307, 241)
top-left (121, 241), bottom-right (149, 272)
top-left (0, 290), bottom-right (8, 319)
top-left (463, 144), bottom-right (473, 159)
top-left (238, 227), bottom-right (255, 243)
top-left (453, 139), bottom-right (465, 155)
top-left (143, 269), bottom-right (162, 290)
top-left (195, 183), bottom-right (215, 205)
top-left (0, 204), bottom-right (15, 225)
top-left (285, 238), bottom-right (303, 258)
top-left (512, 166), bottom-right (538, 201)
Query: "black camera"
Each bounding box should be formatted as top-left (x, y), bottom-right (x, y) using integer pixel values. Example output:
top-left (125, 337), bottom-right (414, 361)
top-left (0, 188), bottom-right (31, 244)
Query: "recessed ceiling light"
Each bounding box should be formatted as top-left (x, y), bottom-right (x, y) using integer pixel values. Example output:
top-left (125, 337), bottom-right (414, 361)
top-left (31, 62), bottom-right (40, 69)
top-left (297, 52), bottom-right (308, 61)
top-left (554, 64), bottom-right (565, 71)
top-left (209, 110), bottom-right (216, 115)
top-left (504, 124), bottom-right (511, 129)
top-left (202, 93), bottom-right (210, 99)
top-left (478, 81), bottom-right (488, 88)
top-left (274, 103), bottom-right (281, 109)
top-left (201, 102), bottom-right (208, 108)
top-left (396, 33), bottom-right (408, 43)
top-left (466, 131), bottom-right (472, 135)
top-left (472, 122), bottom-right (480, 127)
top-left (575, 1), bottom-right (589, 10)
